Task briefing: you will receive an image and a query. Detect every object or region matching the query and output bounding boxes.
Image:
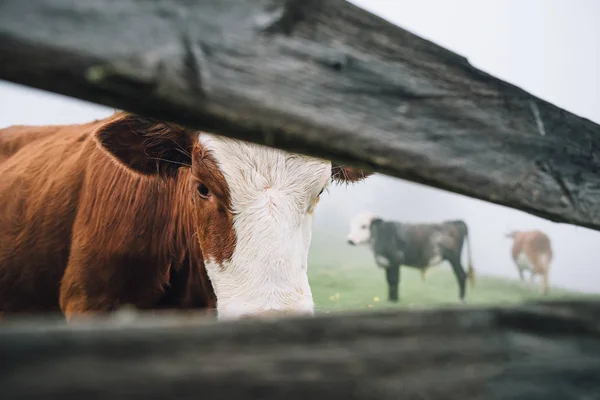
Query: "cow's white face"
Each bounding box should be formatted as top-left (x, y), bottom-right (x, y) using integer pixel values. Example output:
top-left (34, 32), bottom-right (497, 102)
top-left (198, 133), bottom-right (331, 320)
top-left (346, 211), bottom-right (377, 246)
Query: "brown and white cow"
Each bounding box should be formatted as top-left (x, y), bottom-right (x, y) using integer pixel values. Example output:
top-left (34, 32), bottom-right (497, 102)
top-left (0, 112), bottom-right (370, 321)
top-left (505, 230), bottom-right (553, 294)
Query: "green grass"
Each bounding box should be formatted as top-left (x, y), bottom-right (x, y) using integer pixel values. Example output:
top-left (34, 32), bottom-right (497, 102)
top-left (306, 234), bottom-right (599, 313)
top-left (308, 263), bottom-right (599, 313)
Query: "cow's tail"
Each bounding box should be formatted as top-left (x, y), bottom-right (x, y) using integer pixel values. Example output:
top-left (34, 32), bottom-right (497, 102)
top-left (463, 223), bottom-right (476, 288)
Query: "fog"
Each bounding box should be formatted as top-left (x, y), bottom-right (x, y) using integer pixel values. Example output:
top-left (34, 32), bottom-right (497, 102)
top-left (316, 0), bottom-right (600, 293)
top-left (1, 1), bottom-right (599, 293)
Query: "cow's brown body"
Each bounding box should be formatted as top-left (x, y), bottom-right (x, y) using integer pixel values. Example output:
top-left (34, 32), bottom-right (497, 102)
top-left (0, 117), bottom-right (214, 316)
top-left (507, 230), bottom-right (553, 294)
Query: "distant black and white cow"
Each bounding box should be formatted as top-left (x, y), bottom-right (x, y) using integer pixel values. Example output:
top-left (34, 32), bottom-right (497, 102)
top-left (346, 212), bottom-right (475, 302)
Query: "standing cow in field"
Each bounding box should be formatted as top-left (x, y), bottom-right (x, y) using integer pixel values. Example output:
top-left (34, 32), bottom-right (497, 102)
top-left (346, 212), bottom-right (475, 302)
top-left (0, 112), bottom-right (370, 321)
top-left (505, 230), bottom-right (553, 294)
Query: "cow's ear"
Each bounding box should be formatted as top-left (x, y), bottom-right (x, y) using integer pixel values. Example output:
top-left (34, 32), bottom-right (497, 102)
top-left (371, 218), bottom-right (384, 228)
top-left (331, 164), bottom-right (372, 184)
top-left (93, 112), bottom-right (194, 178)
top-left (369, 218), bottom-right (384, 239)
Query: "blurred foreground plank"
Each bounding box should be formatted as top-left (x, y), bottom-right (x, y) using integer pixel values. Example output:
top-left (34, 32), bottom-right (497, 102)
top-left (1, 0), bottom-right (600, 230)
top-left (1, 300), bottom-right (599, 399)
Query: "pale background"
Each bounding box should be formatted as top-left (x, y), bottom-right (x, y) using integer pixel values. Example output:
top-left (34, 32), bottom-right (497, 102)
top-left (1, 0), bottom-right (599, 292)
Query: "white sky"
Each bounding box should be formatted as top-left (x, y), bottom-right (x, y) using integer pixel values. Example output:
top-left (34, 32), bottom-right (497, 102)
top-left (1, 0), bottom-right (599, 292)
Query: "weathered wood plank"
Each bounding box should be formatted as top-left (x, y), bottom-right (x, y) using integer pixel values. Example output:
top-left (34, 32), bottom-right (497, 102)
top-left (1, 0), bottom-right (599, 230)
top-left (1, 301), bottom-right (599, 399)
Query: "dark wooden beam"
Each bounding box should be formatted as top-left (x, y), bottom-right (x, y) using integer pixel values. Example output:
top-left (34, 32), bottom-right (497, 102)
top-left (1, 301), bottom-right (599, 399)
top-left (1, 0), bottom-right (599, 230)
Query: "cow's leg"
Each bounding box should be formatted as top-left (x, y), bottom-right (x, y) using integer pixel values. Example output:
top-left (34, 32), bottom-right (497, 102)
top-left (385, 265), bottom-right (400, 302)
top-left (541, 271), bottom-right (550, 295)
top-left (59, 245), bottom-right (166, 322)
top-left (529, 271), bottom-right (536, 284)
top-left (420, 267), bottom-right (427, 283)
top-left (448, 256), bottom-right (467, 301)
top-left (59, 261), bottom-right (119, 322)
top-left (517, 267), bottom-right (525, 281)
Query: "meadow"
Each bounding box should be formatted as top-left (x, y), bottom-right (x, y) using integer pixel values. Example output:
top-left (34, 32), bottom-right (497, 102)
top-left (308, 263), bottom-right (598, 313)
top-left (307, 238), bottom-right (598, 313)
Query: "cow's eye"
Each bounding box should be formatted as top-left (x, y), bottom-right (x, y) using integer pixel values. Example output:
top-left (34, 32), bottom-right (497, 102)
top-left (361, 225), bottom-right (367, 229)
top-left (197, 183), bottom-right (211, 199)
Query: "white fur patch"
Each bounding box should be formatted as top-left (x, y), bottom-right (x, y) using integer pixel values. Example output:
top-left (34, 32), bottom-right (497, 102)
top-left (427, 255), bottom-right (443, 266)
top-left (347, 211), bottom-right (377, 245)
top-left (539, 253), bottom-right (551, 269)
top-left (375, 255), bottom-right (390, 268)
top-left (198, 133), bottom-right (330, 319)
top-left (516, 252), bottom-right (533, 271)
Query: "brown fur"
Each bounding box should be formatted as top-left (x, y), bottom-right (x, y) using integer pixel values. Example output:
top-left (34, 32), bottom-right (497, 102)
top-left (332, 165), bottom-right (371, 184)
top-left (0, 112), bottom-right (369, 320)
top-left (0, 113), bottom-right (225, 320)
top-left (507, 230), bottom-right (553, 294)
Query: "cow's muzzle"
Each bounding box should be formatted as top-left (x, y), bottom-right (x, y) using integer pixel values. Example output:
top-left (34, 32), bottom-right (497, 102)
top-left (237, 309), bottom-right (314, 321)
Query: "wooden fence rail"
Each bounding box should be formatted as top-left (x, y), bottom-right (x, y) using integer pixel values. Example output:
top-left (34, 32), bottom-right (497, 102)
top-left (1, 301), bottom-right (600, 400)
top-left (1, 0), bottom-right (600, 230)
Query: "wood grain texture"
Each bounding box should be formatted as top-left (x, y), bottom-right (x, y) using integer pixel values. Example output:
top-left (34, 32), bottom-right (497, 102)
top-left (0, 301), bottom-right (599, 399)
top-left (1, 0), bottom-right (600, 230)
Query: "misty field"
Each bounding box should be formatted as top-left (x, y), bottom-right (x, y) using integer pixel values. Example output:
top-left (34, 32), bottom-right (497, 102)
top-left (308, 262), bottom-right (598, 313)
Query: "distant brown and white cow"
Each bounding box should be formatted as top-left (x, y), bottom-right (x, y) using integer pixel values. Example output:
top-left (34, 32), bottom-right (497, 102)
top-left (0, 112), bottom-right (370, 321)
top-left (505, 230), bottom-right (553, 294)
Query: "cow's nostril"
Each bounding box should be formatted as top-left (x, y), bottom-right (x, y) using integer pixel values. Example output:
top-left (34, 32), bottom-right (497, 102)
top-left (347, 239), bottom-right (355, 246)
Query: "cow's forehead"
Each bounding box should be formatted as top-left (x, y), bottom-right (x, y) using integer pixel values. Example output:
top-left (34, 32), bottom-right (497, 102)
top-left (352, 212), bottom-right (376, 226)
top-left (197, 133), bottom-right (331, 189)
